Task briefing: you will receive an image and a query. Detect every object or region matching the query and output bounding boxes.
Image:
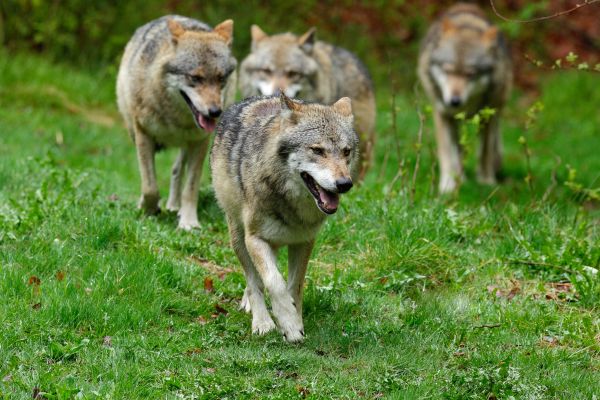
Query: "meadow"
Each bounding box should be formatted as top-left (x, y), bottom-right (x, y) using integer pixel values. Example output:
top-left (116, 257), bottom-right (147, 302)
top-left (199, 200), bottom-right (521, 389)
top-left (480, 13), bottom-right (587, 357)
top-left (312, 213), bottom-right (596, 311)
top-left (1, 42), bottom-right (599, 399)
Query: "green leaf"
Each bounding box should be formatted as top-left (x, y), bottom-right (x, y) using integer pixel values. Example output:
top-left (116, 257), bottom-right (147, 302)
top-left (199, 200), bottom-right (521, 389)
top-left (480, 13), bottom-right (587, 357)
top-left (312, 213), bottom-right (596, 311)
top-left (577, 63), bottom-right (589, 70)
top-left (565, 52), bottom-right (578, 64)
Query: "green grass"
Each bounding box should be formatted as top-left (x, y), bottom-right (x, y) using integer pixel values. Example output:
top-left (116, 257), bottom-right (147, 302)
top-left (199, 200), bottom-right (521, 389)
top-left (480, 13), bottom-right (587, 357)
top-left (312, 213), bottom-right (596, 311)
top-left (1, 51), bottom-right (599, 399)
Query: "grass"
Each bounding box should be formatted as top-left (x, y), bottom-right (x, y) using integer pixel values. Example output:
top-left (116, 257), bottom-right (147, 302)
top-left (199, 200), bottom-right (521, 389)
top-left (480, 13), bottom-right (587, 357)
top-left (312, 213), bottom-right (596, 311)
top-left (1, 50), bottom-right (599, 399)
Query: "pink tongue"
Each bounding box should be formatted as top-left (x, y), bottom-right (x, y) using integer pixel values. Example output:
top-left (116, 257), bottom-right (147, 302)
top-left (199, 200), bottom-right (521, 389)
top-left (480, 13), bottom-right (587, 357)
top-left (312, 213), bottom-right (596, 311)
top-left (198, 115), bottom-right (216, 132)
top-left (317, 186), bottom-right (339, 212)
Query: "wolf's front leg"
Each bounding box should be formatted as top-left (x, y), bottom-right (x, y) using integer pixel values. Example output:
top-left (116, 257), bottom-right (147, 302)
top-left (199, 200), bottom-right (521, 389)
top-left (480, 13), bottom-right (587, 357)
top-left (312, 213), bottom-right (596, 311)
top-left (477, 115), bottom-right (502, 185)
top-left (166, 148), bottom-right (188, 212)
top-left (287, 241), bottom-right (314, 317)
top-left (434, 111), bottom-right (463, 193)
top-left (228, 221), bottom-right (275, 335)
top-left (133, 125), bottom-right (160, 215)
top-left (245, 234), bottom-right (304, 343)
top-left (178, 138), bottom-right (209, 230)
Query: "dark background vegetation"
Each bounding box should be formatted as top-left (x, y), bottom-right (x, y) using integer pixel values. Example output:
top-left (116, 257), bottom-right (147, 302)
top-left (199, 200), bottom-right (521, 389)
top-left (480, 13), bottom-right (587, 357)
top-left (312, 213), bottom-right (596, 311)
top-left (2, 0), bottom-right (600, 90)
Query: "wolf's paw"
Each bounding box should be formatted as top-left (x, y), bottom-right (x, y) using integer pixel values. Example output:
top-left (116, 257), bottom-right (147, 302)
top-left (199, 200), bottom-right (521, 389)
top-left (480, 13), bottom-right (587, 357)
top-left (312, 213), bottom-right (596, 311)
top-left (138, 194), bottom-right (160, 215)
top-left (281, 325), bottom-right (305, 343)
top-left (178, 217), bottom-right (200, 231)
top-left (439, 175), bottom-right (459, 194)
top-left (240, 289), bottom-right (252, 313)
top-left (477, 173), bottom-right (497, 186)
top-left (272, 298), bottom-right (304, 343)
top-left (252, 314), bottom-right (276, 335)
top-left (165, 200), bottom-right (180, 213)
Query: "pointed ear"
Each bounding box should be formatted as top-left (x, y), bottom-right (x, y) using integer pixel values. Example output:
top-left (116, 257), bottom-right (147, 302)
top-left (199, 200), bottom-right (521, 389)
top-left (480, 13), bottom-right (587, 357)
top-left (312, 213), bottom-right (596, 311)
top-left (280, 91), bottom-right (301, 112)
top-left (213, 19), bottom-right (234, 47)
top-left (251, 24), bottom-right (268, 43)
top-left (441, 18), bottom-right (456, 35)
top-left (167, 19), bottom-right (186, 43)
top-left (483, 26), bottom-right (498, 45)
top-left (332, 97), bottom-right (352, 117)
top-left (298, 27), bottom-right (316, 53)
top-left (280, 92), bottom-right (301, 124)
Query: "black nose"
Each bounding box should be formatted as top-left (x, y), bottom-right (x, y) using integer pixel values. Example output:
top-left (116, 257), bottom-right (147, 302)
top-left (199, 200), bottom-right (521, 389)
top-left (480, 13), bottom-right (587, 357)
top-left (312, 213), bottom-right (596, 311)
top-left (208, 106), bottom-right (222, 118)
top-left (335, 178), bottom-right (353, 193)
top-left (449, 96), bottom-right (462, 107)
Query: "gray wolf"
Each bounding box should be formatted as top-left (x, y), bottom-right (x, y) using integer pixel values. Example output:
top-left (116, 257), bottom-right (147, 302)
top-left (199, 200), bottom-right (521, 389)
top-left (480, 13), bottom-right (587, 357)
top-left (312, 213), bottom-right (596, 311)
top-left (116, 15), bottom-right (237, 229)
top-left (239, 25), bottom-right (375, 180)
top-left (210, 93), bottom-right (358, 342)
top-left (418, 3), bottom-right (512, 193)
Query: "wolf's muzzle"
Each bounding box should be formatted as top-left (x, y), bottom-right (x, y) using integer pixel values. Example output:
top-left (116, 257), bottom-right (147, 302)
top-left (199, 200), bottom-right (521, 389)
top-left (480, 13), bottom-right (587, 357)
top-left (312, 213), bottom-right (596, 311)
top-left (335, 178), bottom-right (353, 194)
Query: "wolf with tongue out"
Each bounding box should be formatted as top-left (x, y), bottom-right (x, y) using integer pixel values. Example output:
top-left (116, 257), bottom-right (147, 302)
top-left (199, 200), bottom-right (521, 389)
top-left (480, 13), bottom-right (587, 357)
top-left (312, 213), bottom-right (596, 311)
top-left (117, 15), bottom-right (237, 230)
top-left (210, 92), bottom-right (358, 342)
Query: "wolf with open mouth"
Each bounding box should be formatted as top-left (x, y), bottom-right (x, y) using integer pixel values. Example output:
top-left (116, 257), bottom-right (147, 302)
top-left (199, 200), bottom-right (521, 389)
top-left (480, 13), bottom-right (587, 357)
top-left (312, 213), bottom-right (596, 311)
top-left (117, 15), bottom-right (237, 230)
top-left (210, 93), bottom-right (358, 342)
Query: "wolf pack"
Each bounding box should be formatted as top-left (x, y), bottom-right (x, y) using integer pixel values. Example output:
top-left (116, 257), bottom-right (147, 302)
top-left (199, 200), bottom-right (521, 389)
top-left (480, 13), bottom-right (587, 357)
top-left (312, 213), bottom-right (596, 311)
top-left (116, 3), bottom-right (512, 342)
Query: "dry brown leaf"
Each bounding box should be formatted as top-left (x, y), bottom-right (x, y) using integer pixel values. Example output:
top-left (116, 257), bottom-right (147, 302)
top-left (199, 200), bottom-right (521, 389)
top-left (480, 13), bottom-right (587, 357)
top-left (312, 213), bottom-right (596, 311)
top-left (541, 335), bottom-right (559, 347)
top-left (296, 385), bottom-right (310, 398)
top-left (32, 302), bottom-right (41, 310)
top-left (204, 277), bottom-right (214, 293)
top-left (197, 316), bottom-right (209, 325)
top-left (103, 336), bottom-right (112, 347)
top-left (185, 348), bottom-right (202, 355)
top-left (28, 276), bottom-right (41, 286)
top-left (188, 256), bottom-right (234, 280)
top-left (214, 304), bottom-right (228, 315)
top-left (55, 271), bottom-right (65, 281)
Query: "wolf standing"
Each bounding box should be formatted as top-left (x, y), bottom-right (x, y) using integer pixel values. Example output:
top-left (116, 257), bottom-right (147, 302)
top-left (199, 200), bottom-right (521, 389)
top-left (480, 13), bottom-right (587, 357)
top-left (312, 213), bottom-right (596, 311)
top-left (239, 26), bottom-right (375, 180)
top-left (117, 16), bottom-right (237, 229)
top-left (418, 3), bottom-right (512, 193)
top-left (211, 93), bottom-right (358, 342)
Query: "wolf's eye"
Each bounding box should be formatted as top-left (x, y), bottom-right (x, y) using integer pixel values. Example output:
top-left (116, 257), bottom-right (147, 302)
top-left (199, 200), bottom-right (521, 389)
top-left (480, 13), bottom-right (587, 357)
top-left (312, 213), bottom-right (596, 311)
top-left (187, 74), bottom-right (204, 85)
top-left (342, 148), bottom-right (351, 157)
top-left (310, 147), bottom-right (325, 156)
top-left (218, 75), bottom-right (227, 85)
top-left (286, 71), bottom-right (301, 80)
top-left (260, 68), bottom-right (273, 76)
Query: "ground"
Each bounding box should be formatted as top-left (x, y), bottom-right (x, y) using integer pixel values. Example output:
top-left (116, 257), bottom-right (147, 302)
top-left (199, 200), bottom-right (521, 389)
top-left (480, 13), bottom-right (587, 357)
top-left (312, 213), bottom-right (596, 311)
top-left (0, 51), bottom-right (599, 399)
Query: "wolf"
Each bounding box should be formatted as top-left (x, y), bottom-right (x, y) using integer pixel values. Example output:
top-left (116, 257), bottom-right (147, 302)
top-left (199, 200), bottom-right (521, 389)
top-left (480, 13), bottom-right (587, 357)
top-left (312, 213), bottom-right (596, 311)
top-left (210, 93), bottom-right (358, 342)
top-left (239, 25), bottom-right (375, 180)
top-left (116, 15), bottom-right (237, 230)
top-left (418, 3), bottom-right (512, 193)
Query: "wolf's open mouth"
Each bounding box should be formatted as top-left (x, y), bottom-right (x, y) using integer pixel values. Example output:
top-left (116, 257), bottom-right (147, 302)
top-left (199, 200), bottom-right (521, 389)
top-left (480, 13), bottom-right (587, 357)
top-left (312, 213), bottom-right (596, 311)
top-left (300, 172), bottom-right (339, 214)
top-left (179, 90), bottom-right (217, 132)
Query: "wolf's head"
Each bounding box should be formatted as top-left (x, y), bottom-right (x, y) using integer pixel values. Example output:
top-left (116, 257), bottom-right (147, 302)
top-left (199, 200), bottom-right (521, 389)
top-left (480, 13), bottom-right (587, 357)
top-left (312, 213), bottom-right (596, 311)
top-left (429, 18), bottom-right (499, 110)
top-left (276, 94), bottom-right (358, 215)
top-left (240, 26), bottom-right (319, 99)
top-left (163, 19), bottom-right (237, 132)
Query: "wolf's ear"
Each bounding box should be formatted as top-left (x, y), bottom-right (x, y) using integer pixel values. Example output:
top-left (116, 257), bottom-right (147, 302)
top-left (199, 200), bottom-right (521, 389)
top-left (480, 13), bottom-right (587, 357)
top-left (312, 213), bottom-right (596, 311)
top-left (298, 27), bottom-right (316, 53)
top-left (214, 19), bottom-right (234, 47)
top-left (332, 97), bottom-right (353, 117)
top-left (251, 25), bottom-right (268, 43)
top-left (280, 92), bottom-right (301, 122)
top-left (441, 18), bottom-right (456, 35)
top-left (167, 19), bottom-right (186, 43)
top-left (483, 26), bottom-right (498, 45)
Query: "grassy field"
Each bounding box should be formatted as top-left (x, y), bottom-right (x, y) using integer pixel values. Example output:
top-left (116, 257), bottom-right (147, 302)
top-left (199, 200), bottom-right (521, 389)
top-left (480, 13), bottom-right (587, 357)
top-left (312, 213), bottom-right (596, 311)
top-left (1, 51), bottom-right (599, 399)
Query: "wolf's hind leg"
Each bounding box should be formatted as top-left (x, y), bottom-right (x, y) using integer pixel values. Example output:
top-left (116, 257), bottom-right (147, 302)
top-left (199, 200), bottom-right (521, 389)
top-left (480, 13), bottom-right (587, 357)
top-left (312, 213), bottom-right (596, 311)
top-left (287, 241), bottom-right (314, 317)
top-left (178, 138), bottom-right (209, 230)
top-left (229, 222), bottom-right (274, 335)
top-left (477, 115), bottom-right (501, 185)
top-left (245, 234), bottom-right (304, 342)
top-left (166, 148), bottom-right (188, 212)
top-left (133, 124), bottom-right (160, 215)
